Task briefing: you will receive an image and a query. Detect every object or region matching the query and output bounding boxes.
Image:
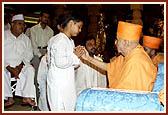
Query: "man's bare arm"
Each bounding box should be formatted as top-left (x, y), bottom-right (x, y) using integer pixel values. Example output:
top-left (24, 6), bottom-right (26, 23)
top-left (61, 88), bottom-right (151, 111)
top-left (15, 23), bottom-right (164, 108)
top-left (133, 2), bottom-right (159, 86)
top-left (81, 47), bottom-right (107, 71)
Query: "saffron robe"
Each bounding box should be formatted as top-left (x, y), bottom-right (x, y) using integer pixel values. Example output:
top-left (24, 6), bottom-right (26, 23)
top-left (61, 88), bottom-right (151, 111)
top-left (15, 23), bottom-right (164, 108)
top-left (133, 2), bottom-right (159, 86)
top-left (107, 44), bottom-right (157, 91)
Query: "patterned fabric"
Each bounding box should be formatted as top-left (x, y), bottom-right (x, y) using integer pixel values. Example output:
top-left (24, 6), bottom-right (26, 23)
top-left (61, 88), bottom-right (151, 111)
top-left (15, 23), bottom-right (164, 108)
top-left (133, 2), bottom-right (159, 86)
top-left (152, 63), bottom-right (164, 92)
top-left (76, 88), bottom-right (163, 111)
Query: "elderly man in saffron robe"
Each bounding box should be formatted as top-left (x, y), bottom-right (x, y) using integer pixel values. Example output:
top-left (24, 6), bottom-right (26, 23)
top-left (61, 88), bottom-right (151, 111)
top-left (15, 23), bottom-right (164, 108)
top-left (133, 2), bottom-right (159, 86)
top-left (81, 21), bottom-right (157, 91)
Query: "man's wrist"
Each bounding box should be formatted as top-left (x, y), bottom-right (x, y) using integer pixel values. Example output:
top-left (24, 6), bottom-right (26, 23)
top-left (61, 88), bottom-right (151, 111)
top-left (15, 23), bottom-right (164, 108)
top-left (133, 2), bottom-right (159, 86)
top-left (88, 56), bottom-right (93, 62)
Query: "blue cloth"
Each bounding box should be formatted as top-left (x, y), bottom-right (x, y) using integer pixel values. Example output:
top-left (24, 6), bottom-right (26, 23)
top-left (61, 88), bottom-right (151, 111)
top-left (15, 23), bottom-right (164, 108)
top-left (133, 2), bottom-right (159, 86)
top-left (152, 63), bottom-right (164, 92)
top-left (76, 88), bottom-right (162, 111)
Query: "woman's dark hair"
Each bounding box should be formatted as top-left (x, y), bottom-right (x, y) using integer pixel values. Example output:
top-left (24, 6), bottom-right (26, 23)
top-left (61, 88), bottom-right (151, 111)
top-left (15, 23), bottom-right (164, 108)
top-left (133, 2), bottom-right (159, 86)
top-left (57, 12), bottom-right (83, 29)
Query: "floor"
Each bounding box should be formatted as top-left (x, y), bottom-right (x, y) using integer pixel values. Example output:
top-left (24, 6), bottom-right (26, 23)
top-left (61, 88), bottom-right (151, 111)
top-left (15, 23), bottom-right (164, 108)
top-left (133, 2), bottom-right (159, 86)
top-left (4, 76), bottom-right (40, 111)
top-left (4, 96), bottom-right (40, 111)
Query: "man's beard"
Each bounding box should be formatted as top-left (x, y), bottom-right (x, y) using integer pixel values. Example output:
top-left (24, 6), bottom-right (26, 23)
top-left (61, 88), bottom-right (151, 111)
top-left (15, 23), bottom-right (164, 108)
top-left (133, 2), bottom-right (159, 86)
top-left (42, 21), bottom-right (48, 25)
top-left (89, 48), bottom-right (96, 57)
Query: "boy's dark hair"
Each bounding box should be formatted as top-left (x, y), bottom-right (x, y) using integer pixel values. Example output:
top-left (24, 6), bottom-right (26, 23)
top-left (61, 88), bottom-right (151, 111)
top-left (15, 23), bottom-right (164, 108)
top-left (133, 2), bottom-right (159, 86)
top-left (83, 35), bottom-right (96, 46)
top-left (56, 14), bottom-right (64, 26)
top-left (58, 12), bottom-right (83, 29)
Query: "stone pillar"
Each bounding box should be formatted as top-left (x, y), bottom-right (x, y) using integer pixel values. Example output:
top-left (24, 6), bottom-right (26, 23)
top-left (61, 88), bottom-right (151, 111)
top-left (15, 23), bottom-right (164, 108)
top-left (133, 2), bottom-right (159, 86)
top-left (87, 5), bottom-right (101, 38)
top-left (130, 4), bottom-right (143, 26)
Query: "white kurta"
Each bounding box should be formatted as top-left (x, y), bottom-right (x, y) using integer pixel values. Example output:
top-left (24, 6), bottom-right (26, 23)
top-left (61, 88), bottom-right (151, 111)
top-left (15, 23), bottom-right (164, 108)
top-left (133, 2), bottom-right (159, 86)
top-left (47, 32), bottom-right (80, 111)
top-left (75, 55), bottom-right (107, 95)
top-left (4, 30), bottom-right (36, 98)
top-left (37, 55), bottom-right (49, 111)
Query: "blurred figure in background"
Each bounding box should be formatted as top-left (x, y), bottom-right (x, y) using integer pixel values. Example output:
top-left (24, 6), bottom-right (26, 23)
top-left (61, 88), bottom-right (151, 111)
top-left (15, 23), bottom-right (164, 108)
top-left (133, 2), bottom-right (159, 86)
top-left (30, 10), bottom-right (54, 76)
top-left (29, 10), bottom-right (54, 104)
top-left (143, 35), bottom-right (164, 67)
top-left (75, 35), bottom-right (107, 95)
top-left (4, 10), bottom-right (15, 31)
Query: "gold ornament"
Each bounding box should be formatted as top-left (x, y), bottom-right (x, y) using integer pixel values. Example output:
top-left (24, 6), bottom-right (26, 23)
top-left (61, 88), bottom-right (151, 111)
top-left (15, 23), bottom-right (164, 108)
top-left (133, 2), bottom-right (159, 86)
top-left (96, 13), bottom-right (108, 54)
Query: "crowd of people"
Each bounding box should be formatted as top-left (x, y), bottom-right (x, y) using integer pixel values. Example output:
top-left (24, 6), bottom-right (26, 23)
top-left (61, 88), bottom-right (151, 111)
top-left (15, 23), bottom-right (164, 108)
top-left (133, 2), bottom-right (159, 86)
top-left (4, 9), bottom-right (164, 111)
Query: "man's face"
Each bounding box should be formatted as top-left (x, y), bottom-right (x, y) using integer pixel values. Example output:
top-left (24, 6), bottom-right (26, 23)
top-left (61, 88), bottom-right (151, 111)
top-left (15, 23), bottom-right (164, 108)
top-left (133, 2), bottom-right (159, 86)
top-left (116, 37), bottom-right (125, 55)
top-left (85, 39), bottom-right (96, 56)
top-left (11, 20), bottom-right (25, 35)
top-left (40, 13), bottom-right (50, 24)
top-left (143, 46), bottom-right (156, 58)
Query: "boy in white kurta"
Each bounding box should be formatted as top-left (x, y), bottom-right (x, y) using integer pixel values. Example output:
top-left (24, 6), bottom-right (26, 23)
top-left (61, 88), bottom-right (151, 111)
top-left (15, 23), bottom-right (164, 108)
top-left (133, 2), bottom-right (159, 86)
top-left (47, 13), bottom-right (84, 111)
top-left (4, 14), bottom-right (36, 107)
top-left (37, 16), bottom-right (64, 111)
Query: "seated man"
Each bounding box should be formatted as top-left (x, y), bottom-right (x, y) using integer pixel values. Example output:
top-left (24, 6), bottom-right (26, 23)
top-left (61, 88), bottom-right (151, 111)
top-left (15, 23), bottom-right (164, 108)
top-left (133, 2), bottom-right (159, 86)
top-left (75, 36), bottom-right (107, 95)
top-left (81, 21), bottom-right (157, 91)
top-left (143, 35), bottom-right (164, 67)
top-left (4, 14), bottom-right (36, 107)
top-left (37, 54), bottom-right (49, 111)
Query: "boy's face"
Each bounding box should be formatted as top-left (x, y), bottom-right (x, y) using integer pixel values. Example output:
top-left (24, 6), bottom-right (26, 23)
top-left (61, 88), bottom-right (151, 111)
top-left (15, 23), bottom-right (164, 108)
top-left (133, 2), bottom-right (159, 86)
top-left (71, 21), bottom-right (83, 37)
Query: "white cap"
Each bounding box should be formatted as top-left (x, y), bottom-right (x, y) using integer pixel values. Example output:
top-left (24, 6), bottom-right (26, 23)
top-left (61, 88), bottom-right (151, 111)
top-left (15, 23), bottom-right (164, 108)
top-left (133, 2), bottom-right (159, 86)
top-left (12, 14), bottom-right (24, 22)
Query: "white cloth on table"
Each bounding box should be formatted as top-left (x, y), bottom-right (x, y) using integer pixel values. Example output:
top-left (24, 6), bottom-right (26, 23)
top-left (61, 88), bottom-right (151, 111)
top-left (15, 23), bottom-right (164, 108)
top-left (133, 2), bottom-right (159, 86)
top-left (37, 55), bottom-right (49, 111)
top-left (75, 55), bottom-right (107, 95)
top-left (4, 30), bottom-right (36, 98)
top-left (47, 32), bottom-right (80, 111)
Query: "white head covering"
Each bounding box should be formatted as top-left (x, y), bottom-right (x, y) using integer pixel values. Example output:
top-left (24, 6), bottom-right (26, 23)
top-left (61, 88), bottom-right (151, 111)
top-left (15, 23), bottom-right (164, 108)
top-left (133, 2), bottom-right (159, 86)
top-left (12, 14), bottom-right (24, 22)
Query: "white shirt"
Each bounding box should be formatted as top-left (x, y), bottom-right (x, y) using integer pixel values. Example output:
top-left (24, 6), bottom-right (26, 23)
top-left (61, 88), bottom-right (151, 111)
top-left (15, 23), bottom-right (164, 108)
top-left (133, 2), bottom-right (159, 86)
top-left (47, 32), bottom-right (80, 111)
top-left (75, 55), bottom-right (107, 95)
top-left (4, 30), bottom-right (33, 68)
top-left (37, 55), bottom-right (49, 111)
top-left (30, 23), bottom-right (54, 57)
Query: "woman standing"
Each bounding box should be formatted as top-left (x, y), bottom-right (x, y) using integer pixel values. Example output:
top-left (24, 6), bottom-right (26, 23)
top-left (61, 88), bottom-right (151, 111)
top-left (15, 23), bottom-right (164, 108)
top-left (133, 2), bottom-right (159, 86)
top-left (47, 13), bottom-right (84, 111)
